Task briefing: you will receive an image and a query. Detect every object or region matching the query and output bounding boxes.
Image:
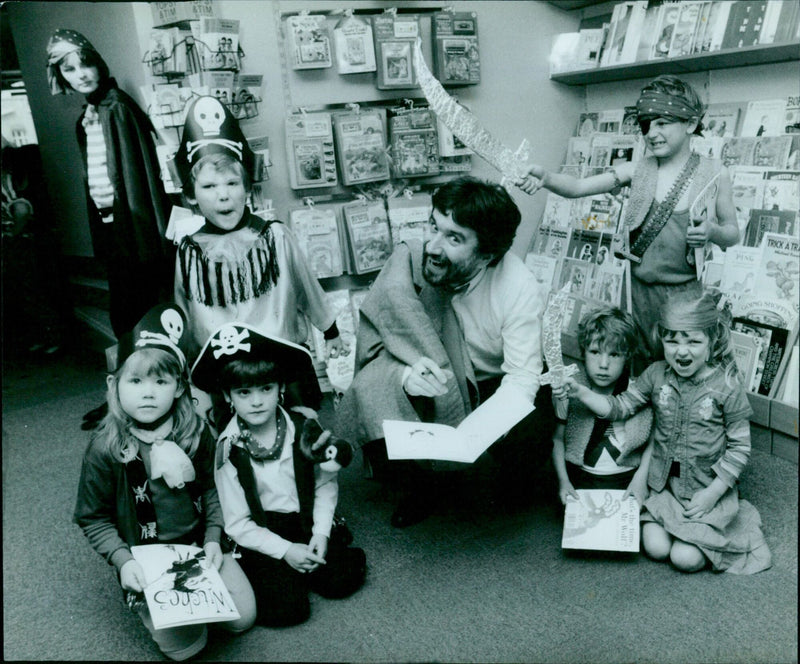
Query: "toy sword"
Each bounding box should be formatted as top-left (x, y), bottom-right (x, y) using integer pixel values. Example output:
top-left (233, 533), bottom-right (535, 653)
top-left (539, 284), bottom-right (578, 388)
top-left (413, 40), bottom-right (531, 185)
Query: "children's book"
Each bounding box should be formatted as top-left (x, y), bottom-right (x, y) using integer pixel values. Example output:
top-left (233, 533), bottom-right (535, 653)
top-left (333, 13), bottom-right (376, 74)
top-left (576, 112), bottom-right (599, 138)
top-left (744, 208), bottom-right (797, 247)
top-left (285, 112), bottom-right (337, 190)
top-left (753, 232), bottom-right (800, 311)
top-left (589, 134), bottom-right (613, 170)
top-left (130, 544), bottom-right (241, 630)
top-left (720, 245), bottom-right (762, 299)
top-left (542, 191), bottom-right (578, 229)
top-left (198, 18), bottom-right (240, 70)
top-left (565, 137), bottom-right (592, 174)
top-left (650, 2), bottom-right (682, 59)
top-left (784, 95), bottom-right (800, 134)
top-left (383, 386), bottom-right (534, 463)
top-left (762, 170), bottom-right (800, 212)
top-left (372, 13), bottom-right (419, 90)
top-left (387, 193), bottom-right (432, 246)
top-left (431, 11), bottom-right (480, 85)
top-left (706, 0), bottom-right (734, 51)
top-left (585, 263), bottom-right (626, 306)
top-left (609, 135), bottom-right (642, 166)
top-left (558, 257), bottom-right (591, 297)
top-left (597, 109), bottom-right (624, 135)
top-left (690, 1), bottom-right (715, 54)
top-left (333, 109), bottom-right (391, 186)
top-left (566, 228), bottom-right (602, 262)
top-left (389, 108), bottom-right (440, 179)
top-left (691, 136), bottom-right (726, 160)
top-left (731, 167), bottom-right (767, 237)
top-left (732, 316), bottom-right (791, 394)
top-left (753, 136), bottom-right (793, 169)
top-left (575, 28), bottom-right (606, 69)
top-left (668, 1), bottom-right (703, 57)
top-left (342, 199), bottom-right (393, 274)
top-left (721, 0), bottom-right (768, 49)
top-left (607, 1), bottom-right (648, 65)
top-left (702, 103), bottom-right (742, 138)
top-left (577, 194), bottom-right (623, 232)
top-left (741, 99), bottom-right (789, 137)
top-left (561, 490), bottom-right (640, 552)
top-left (730, 329), bottom-right (761, 388)
top-left (759, 0), bottom-right (785, 44)
top-left (288, 205), bottom-right (344, 279)
top-left (535, 225), bottom-right (572, 263)
top-left (285, 14), bottom-right (332, 70)
top-left (721, 137), bottom-right (757, 168)
top-left (524, 252), bottom-right (559, 291)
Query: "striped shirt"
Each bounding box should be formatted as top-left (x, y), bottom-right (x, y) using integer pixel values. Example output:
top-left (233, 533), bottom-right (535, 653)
top-left (82, 104), bottom-right (114, 222)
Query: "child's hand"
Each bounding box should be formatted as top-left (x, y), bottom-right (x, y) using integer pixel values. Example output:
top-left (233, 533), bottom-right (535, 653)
top-left (686, 219), bottom-right (711, 247)
top-left (326, 336), bottom-right (348, 359)
top-left (551, 377), bottom-right (579, 401)
top-left (517, 165), bottom-right (547, 195)
top-left (558, 479), bottom-right (579, 505)
top-left (623, 473), bottom-right (649, 508)
top-left (120, 559), bottom-right (147, 593)
top-left (203, 541), bottom-right (223, 570)
top-left (308, 534), bottom-right (329, 563)
top-left (283, 543), bottom-right (326, 574)
top-left (684, 482), bottom-right (725, 519)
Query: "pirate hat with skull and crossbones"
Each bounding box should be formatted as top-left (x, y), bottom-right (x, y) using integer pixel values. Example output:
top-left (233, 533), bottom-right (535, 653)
top-left (113, 303), bottom-right (190, 372)
top-left (172, 95), bottom-right (255, 187)
top-left (190, 323), bottom-right (315, 393)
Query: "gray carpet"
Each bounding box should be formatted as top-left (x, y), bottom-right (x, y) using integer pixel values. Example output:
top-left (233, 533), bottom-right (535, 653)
top-left (3, 347), bottom-right (797, 663)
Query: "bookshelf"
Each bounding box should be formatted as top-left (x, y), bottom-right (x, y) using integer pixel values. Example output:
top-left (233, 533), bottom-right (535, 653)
top-left (551, 41), bottom-right (800, 85)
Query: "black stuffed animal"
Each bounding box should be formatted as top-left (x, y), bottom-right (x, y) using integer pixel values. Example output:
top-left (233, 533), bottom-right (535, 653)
top-left (297, 412), bottom-right (353, 472)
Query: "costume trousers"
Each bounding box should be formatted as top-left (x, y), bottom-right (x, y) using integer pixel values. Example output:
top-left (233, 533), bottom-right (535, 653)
top-left (236, 512), bottom-right (365, 627)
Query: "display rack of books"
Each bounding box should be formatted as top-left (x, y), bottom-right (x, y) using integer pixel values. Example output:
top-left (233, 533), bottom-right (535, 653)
top-left (549, 0), bottom-right (800, 85)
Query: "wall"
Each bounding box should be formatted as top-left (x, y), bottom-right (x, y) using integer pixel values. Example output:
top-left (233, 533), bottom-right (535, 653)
top-left (8, 0), bottom-right (583, 258)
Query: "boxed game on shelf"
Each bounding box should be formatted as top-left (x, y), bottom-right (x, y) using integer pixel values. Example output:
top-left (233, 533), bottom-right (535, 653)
top-left (333, 13), bottom-right (376, 74)
top-left (388, 107), bottom-right (440, 179)
top-left (288, 204), bottom-right (344, 279)
top-left (284, 13), bottom-right (333, 70)
top-left (431, 11), bottom-right (480, 85)
top-left (372, 13), bottom-right (420, 90)
top-left (333, 108), bottom-right (391, 186)
top-left (285, 112), bottom-right (337, 190)
top-left (342, 199), bottom-right (393, 274)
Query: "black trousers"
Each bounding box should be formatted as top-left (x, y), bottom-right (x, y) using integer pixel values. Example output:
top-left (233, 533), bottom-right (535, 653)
top-left (236, 512), bottom-right (365, 627)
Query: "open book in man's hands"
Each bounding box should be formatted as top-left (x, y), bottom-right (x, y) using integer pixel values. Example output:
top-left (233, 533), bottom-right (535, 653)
top-left (130, 544), bottom-right (240, 630)
top-left (382, 386), bottom-right (534, 463)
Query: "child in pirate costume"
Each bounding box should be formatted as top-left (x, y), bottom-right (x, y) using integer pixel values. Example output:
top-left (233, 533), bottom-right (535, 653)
top-left (191, 324), bottom-right (365, 627)
top-left (520, 75), bottom-right (739, 361)
top-left (171, 97), bottom-right (343, 394)
top-left (73, 303), bottom-right (256, 660)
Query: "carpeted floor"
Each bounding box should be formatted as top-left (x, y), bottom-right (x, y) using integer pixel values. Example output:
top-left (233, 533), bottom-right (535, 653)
top-left (3, 341), bottom-right (798, 663)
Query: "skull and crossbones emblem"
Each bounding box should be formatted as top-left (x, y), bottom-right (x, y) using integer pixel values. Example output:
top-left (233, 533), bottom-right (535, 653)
top-left (212, 325), bottom-right (251, 359)
top-left (186, 97), bottom-right (243, 161)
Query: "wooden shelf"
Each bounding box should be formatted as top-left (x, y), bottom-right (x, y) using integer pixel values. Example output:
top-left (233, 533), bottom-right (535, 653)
top-left (550, 41), bottom-right (800, 85)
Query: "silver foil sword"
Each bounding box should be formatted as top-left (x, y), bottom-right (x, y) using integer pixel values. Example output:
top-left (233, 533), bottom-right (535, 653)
top-left (539, 284), bottom-right (578, 388)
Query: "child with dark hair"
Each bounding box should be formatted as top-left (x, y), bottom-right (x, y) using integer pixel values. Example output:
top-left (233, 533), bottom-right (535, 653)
top-left (521, 75), bottom-right (739, 361)
top-left (191, 324), bottom-right (365, 627)
top-left (552, 307), bottom-right (653, 506)
top-left (555, 292), bottom-right (772, 574)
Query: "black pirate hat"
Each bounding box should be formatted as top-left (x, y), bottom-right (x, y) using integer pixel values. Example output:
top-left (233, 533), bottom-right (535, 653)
top-left (114, 303), bottom-right (190, 372)
top-left (172, 95), bottom-right (255, 187)
top-left (190, 323), bottom-right (315, 393)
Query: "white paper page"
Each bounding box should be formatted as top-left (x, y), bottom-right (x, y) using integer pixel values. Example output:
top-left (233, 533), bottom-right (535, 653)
top-left (383, 420), bottom-right (469, 462)
top-left (455, 386), bottom-right (534, 460)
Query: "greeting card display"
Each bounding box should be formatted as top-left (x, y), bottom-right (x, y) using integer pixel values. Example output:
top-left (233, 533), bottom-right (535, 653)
top-left (333, 13), bottom-right (376, 74)
top-left (389, 108), bottom-right (440, 179)
top-left (285, 112), bottom-right (337, 190)
top-left (431, 11), bottom-right (480, 86)
top-left (197, 18), bottom-right (240, 70)
top-left (333, 109), bottom-right (391, 186)
top-left (372, 13), bottom-right (420, 90)
top-left (231, 73), bottom-right (263, 119)
top-left (285, 14), bottom-right (332, 70)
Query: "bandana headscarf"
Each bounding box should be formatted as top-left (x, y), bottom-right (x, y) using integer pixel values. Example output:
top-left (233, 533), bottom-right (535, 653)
top-left (635, 89), bottom-right (703, 123)
top-left (46, 29), bottom-right (103, 95)
top-left (660, 292), bottom-right (720, 331)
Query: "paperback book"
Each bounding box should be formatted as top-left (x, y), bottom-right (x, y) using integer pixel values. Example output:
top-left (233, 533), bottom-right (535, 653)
top-left (762, 170), bottom-right (800, 212)
top-left (288, 205), bottom-right (344, 279)
top-left (741, 99), bottom-right (788, 137)
top-left (333, 13), bottom-right (376, 74)
top-left (721, 138), bottom-right (757, 168)
top-left (562, 490), bottom-right (640, 552)
top-left (702, 103), bottom-right (742, 138)
top-left (130, 544), bottom-right (240, 630)
top-left (730, 329), bottom-right (761, 388)
top-left (668, 0), bottom-right (703, 57)
top-left (372, 14), bottom-right (419, 90)
top-left (389, 108), bottom-right (440, 179)
top-left (732, 316), bottom-right (791, 395)
top-left (285, 112), bottom-right (337, 189)
top-left (387, 193), bottom-right (432, 246)
top-left (744, 209), bottom-right (797, 247)
top-left (752, 232), bottom-right (800, 311)
top-left (752, 136), bottom-right (793, 169)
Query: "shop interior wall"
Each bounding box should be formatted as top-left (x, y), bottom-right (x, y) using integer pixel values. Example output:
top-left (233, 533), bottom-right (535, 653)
top-left (9, 1), bottom-right (583, 260)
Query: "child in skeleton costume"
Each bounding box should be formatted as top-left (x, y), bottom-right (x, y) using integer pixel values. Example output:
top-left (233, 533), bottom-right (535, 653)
top-left (73, 303), bottom-right (256, 660)
top-left (521, 75), bottom-right (739, 361)
top-left (171, 97), bottom-right (343, 377)
top-left (191, 324), bottom-right (365, 627)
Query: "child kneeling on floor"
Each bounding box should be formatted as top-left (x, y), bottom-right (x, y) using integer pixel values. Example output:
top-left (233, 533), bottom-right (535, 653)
top-left (74, 304), bottom-right (256, 660)
top-left (192, 323), bottom-right (366, 626)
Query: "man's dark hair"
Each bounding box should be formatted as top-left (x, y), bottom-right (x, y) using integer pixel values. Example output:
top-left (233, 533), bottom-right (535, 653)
top-left (432, 176), bottom-right (521, 265)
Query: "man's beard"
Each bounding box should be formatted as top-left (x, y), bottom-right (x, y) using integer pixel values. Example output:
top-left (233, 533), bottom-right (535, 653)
top-left (422, 250), bottom-right (478, 291)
